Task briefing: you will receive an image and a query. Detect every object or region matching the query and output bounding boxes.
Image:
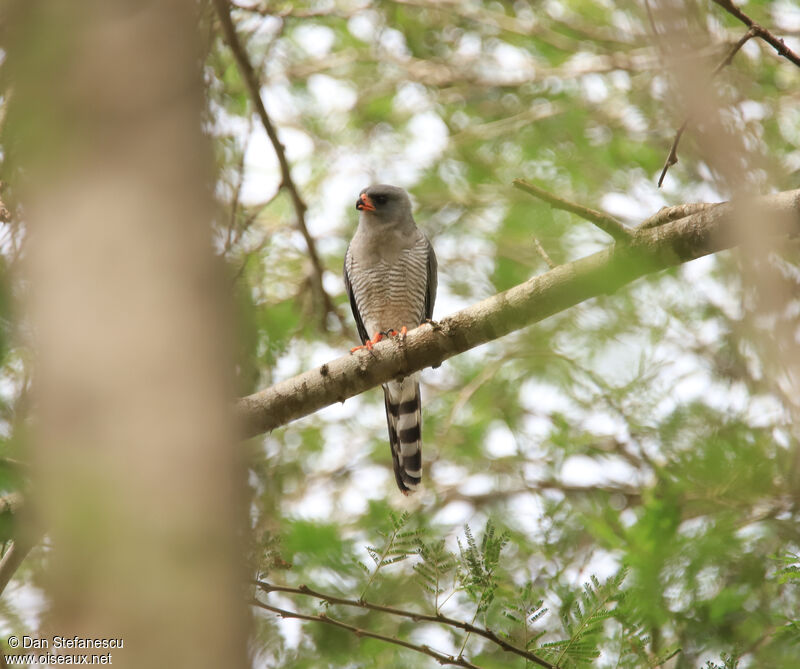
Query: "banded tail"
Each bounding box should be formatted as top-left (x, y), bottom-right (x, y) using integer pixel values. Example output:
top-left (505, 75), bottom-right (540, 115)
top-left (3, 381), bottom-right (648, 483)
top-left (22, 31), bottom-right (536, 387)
top-left (383, 376), bottom-right (422, 494)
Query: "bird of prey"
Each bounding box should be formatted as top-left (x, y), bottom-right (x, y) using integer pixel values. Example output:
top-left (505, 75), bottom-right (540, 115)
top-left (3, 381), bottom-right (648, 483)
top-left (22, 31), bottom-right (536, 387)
top-left (344, 185), bottom-right (437, 494)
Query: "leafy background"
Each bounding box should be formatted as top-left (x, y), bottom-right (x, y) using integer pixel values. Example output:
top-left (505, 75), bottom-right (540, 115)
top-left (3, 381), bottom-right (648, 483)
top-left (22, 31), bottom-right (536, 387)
top-left (3, 0), bottom-right (800, 667)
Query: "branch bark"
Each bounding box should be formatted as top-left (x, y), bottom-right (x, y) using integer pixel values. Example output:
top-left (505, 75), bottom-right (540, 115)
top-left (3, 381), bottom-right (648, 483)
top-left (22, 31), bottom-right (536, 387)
top-left (236, 189), bottom-right (800, 438)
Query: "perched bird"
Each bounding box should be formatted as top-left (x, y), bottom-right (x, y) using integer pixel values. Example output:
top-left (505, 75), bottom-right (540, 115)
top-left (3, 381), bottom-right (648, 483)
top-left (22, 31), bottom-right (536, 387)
top-left (344, 185), bottom-right (437, 494)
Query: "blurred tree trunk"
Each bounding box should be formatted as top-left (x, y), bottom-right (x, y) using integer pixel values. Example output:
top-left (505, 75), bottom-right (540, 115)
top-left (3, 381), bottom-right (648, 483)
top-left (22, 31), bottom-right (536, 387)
top-left (5, 2), bottom-right (248, 667)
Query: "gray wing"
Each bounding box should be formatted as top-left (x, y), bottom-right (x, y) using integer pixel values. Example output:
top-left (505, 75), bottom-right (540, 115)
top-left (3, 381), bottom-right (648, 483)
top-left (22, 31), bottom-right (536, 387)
top-left (343, 246), bottom-right (369, 345)
top-left (424, 237), bottom-right (437, 321)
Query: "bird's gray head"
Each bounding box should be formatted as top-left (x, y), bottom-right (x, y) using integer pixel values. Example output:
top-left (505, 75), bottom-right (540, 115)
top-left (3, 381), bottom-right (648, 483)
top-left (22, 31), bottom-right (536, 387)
top-left (355, 184), bottom-right (413, 224)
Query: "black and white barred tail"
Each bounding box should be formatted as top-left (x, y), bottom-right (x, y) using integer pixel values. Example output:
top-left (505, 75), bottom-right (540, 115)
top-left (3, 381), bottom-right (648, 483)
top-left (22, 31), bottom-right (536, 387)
top-left (383, 376), bottom-right (422, 494)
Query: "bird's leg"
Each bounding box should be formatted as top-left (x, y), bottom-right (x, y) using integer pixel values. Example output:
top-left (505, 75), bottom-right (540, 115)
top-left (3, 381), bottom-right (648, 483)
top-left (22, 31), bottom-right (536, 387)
top-left (350, 331), bottom-right (385, 353)
top-left (421, 318), bottom-right (441, 331)
top-left (385, 326), bottom-right (408, 340)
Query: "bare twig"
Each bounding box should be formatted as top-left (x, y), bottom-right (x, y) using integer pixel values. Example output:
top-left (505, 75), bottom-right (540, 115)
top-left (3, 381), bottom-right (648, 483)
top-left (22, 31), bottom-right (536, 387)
top-left (656, 119), bottom-right (689, 189)
top-left (255, 580), bottom-right (556, 668)
top-left (512, 179), bottom-right (632, 242)
top-left (642, 0), bottom-right (663, 51)
top-left (533, 238), bottom-right (557, 269)
top-left (223, 119), bottom-right (252, 254)
top-left (213, 0), bottom-right (344, 329)
top-left (657, 28), bottom-right (755, 188)
top-left (230, 1), bottom-right (363, 20)
top-left (438, 481), bottom-right (642, 509)
top-left (711, 0), bottom-right (800, 68)
top-left (657, 0), bottom-right (800, 188)
top-left (0, 493), bottom-right (37, 598)
top-left (252, 598), bottom-right (487, 669)
top-left (0, 539), bottom-right (32, 597)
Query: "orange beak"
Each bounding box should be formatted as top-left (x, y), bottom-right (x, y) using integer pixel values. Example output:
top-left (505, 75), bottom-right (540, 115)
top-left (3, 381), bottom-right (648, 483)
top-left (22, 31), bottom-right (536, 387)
top-left (355, 193), bottom-right (376, 212)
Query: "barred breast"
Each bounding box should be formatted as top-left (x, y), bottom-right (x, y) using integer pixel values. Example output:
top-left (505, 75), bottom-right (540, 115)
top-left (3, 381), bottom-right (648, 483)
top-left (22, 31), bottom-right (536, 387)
top-left (346, 236), bottom-right (430, 337)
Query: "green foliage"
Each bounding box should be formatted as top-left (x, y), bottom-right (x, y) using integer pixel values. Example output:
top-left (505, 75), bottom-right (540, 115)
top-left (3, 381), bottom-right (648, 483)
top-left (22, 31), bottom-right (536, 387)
top-left (457, 521), bottom-right (509, 618)
top-left (539, 572), bottom-right (624, 666)
top-left (704, 652), bottom-right (740, 669)
top-left (414, 538), bottom-right (458, 614)
top-left (359, 511), bottom-right (422, 598)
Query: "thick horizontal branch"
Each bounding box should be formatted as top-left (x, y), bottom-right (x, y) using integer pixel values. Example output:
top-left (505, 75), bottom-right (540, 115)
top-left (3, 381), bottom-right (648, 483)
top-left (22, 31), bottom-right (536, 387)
top-left (236, 189), bottom-right (800, 438)
top-left (255, 580), bottom-right (554, 668)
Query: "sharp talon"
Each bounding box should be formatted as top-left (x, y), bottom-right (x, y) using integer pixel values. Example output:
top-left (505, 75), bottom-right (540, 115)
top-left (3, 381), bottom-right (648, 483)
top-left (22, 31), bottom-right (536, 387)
top-left (350, 332), bottom-right (383, 353)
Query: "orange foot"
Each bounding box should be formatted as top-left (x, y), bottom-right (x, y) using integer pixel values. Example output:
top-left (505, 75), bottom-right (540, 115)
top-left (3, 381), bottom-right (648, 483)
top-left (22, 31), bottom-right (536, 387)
top-left (384, 326), bottom-right (408, 339)
top-left (350, 327), bottom-right (409, 352)
top-left (350, 331), bottom-right (385, 353)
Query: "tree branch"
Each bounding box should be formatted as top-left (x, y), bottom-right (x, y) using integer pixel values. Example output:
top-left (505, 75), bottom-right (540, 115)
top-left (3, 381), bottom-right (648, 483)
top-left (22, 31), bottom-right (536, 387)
top-left (255, 580), bottom-right (555, 668)
top-left (251, 598), bottom-right (488, 669)
top-left (657, 27), bottom-right (755, 188)
top-left (0, 538), bottom-right (33, 598)
top-left (533, 238), bottom-right (557, 269)
top-left (236, 189), bottom-right (800, 438)
top-left (711, 0), bottom-right (800, 68)
top-left (0, 197), bottom-right (10, 224)
top-left (512, 179), bottom-right (632, 242)
top-left (212, 0), bottom-right (344, 329)
top-left (657, 0), bottom-right (800, 187)
top-left (638, 202), bottom-right (719, 229)
top-left (0, 493), bottom-right (37, 598)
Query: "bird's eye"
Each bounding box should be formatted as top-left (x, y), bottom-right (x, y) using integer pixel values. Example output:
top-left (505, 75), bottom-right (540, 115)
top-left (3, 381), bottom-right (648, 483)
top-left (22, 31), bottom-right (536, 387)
top-left (373, 194), bottom-right (388, 205)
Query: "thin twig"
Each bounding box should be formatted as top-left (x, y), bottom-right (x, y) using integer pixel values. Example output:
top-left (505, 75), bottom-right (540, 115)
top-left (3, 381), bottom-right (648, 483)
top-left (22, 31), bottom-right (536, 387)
top-left (642, 0), bottom-right (663, 51)
top-left (255, 580), bottom-right (556, 668)
top-left (231, 1), bottom-right (363, 20)
top-left (0, 494), bottom-right (40, 598)
top-left (213, 0), bottom-right (344, 329)
top-left (0, 541), bottom-right (29, 597)
top-left (223, 119), bottom-right (252, 254)
top-left (656, 120), bottom-right (689, 189)
top-left (533, 238), bottom-right (557, 269)
top-left (252, 598), bottom-right (487, 669)
top-left (657, 28), bottom-right (755, 188)
top-left (512, 179), bottom-right (632, 242)
top-left (711, 0), bottom-right (800, 68)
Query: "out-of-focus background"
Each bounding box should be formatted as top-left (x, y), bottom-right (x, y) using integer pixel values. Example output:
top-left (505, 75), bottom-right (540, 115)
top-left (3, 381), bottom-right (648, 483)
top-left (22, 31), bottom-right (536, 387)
top-left (1, 1), bottom-right (799, 667)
